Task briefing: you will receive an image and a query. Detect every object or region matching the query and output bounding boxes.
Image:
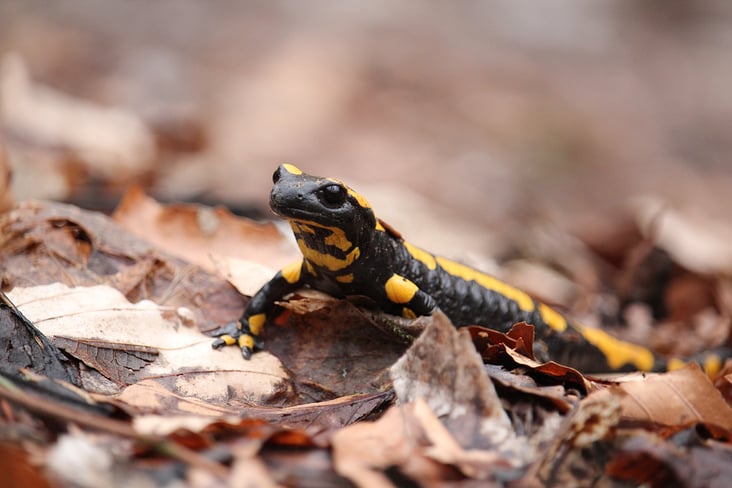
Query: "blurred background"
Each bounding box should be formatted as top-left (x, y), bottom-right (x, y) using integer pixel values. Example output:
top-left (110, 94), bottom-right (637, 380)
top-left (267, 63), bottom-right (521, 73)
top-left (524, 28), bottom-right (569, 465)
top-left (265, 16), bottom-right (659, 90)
top-left (1, 0), bottom-right (731, 260)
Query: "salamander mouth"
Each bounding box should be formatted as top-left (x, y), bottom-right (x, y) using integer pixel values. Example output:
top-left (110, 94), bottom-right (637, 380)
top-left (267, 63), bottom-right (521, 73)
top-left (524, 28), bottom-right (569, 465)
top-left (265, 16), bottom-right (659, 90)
top-left (270, 197), bottom-right (323, 223)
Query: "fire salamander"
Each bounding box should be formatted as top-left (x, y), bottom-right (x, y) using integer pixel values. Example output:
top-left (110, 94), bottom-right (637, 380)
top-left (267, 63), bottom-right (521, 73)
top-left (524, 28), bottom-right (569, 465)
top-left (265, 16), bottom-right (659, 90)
top-left (213, 164), bottom-right (725, 374)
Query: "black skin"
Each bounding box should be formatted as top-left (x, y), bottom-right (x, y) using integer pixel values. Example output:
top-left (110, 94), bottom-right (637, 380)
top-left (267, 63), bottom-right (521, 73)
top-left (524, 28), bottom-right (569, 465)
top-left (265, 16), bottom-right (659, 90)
top-left (212, 165), bottom-right (662, 372)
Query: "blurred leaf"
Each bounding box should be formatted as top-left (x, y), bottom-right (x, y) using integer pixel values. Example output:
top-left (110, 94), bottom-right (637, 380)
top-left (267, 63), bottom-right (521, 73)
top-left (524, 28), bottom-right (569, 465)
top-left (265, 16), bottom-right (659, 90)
top-left (0, 200), bottom-right (244, 332)
top-left (0, 54), bottom-right (155, 181)
top-left (113, 187), bottom-right (300, 295)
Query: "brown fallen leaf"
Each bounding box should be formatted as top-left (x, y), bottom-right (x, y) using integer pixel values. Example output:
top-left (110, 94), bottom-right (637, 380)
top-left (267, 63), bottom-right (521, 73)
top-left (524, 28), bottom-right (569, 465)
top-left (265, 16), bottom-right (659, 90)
top-left (8, 283), bottom-right (293, 407)
top-left (266, 292), bottom-right (410, 403)
top-left (470, 322), bottom-right (593, 395)
top-left (0, 442), bottom-right (51, 488)
top-left (391, 311), bottom-right (513, 447)
top-left (332, 400), bottom-right (460, 487)
top-left (598, 364), bottom-right (732, 431)
top-left (0, 200), bottom-right (244, 332)
top-left (112, 186), bottom-right (300, 292)
top-left (129, 390), bottom-right (394, 437)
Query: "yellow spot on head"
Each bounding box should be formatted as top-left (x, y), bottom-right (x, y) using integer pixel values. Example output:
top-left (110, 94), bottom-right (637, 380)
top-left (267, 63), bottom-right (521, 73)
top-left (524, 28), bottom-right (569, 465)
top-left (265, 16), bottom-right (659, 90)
top-left (580, 326), bottom-right (656, 371)
top-left (436, 257), bottom-right (535, 313)
top-left (385, 274), bottom-right (419, 304)
top-left (281, 261), bottom-right (302, 284)
top-left (282, 163), bottom-right (302, 175)
top-left (538, 303), bottom-right (568, 332)
top-left (248, 313), bottom-right (267, 336)
top-left (347, 188), bottom-right (371, 209)
top-left (404, 242), bottom-right (436, 270)
top-left (336, 273), bottom-right (354, 283)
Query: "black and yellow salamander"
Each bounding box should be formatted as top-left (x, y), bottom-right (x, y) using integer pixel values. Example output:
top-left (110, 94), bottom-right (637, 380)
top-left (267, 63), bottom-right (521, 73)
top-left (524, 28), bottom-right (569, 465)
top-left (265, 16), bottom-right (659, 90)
top-left (212, 164), bottom-right (724, 374)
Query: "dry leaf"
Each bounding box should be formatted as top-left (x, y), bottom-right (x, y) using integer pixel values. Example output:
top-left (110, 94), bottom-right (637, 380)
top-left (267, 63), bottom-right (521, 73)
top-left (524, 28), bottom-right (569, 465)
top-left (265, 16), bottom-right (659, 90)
top-left (267, 294), bottom-right (410, 403)
top-left (0, 200), bottom-right (244, 332)
top-left (391, 312), bottom-right (512, 442)
top-left (332, 400), bottom-right (458, 487)
top-left (600, 364), bottom-right (732, 430)
top-left (113, 187), bottom-right (299, 286)
top-left (8, 283), bottom-right (293, 407)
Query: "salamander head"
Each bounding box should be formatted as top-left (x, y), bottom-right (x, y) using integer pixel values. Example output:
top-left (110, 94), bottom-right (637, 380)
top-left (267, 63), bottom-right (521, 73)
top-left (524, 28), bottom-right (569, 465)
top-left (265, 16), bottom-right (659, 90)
top-left (270, 164), bottom-right (378, 251)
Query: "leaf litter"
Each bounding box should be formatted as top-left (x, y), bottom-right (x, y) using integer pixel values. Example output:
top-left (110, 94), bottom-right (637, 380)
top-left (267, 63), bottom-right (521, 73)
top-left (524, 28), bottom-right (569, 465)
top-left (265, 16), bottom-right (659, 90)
top-left (2, 195), bottom-right (732, 485)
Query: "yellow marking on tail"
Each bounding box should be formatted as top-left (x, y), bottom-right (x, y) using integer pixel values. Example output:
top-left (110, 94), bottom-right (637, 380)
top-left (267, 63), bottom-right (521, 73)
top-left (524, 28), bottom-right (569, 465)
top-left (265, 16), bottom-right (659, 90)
top-left (580, 326), bottom-right (655, 371)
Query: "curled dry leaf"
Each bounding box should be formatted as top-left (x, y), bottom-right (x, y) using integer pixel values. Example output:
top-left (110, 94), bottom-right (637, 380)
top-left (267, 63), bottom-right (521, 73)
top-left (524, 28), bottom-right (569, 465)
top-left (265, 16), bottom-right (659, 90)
top-left (597, 364), bottom-right (732, 431)
top-left (390, 311), bottom-right (537, 477)
top-left (0, 54), bottom-right (155, 181)
top-left (470, 322), bottom-right (593, 395)
top-left (8, 283), bottom-right (294, 408)
top-left (113, 187), bottom-right (300, 294)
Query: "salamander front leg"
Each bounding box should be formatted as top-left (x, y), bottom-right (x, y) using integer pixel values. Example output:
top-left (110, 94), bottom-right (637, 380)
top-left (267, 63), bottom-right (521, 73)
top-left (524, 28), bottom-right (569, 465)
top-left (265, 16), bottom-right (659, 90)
top-left (383, 273), bottom-right (437, 319)
top-left (212, 261), bottom-right (305, 359)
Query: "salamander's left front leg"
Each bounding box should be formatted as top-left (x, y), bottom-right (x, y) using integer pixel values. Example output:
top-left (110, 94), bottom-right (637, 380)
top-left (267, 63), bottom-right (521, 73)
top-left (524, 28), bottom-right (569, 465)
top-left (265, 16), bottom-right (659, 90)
top-left (383, 273), bottom-right (437, 319)
top-left (212, 261), bottom-right (305, 359)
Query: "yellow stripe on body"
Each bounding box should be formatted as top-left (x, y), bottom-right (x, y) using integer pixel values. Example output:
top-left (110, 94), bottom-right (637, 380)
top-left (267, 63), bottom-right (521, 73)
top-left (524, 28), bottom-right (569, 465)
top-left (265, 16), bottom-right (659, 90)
top-left (385, 274), bottom-right (419, 304)
top-left (538, 303), bottom-right (568, 332)
top-left (435, 256), bottom-right (536, 313)
top-left (703, 354), bottom-right (723, 377)
top-left (579, 325), bottom-right (655, 371)
top-left (404, 242), bottom-right (437, 270)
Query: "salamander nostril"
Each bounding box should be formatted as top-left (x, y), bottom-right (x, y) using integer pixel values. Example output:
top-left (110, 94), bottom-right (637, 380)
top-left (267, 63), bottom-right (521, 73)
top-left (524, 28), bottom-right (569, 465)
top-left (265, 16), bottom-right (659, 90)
top-left (273, 167), bottom-right (282, 184)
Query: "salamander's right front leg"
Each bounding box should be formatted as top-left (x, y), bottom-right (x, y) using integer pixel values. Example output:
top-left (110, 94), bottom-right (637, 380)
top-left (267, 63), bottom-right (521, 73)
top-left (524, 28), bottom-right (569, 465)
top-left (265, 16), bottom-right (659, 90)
top-left (212, 261), bottom-right (305, 359)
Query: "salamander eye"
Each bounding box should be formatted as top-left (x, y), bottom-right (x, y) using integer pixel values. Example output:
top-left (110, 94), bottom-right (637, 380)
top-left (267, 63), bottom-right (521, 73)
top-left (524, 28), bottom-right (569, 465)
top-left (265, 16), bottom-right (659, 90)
top-left (319, 184), bottom-right (347, 207)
